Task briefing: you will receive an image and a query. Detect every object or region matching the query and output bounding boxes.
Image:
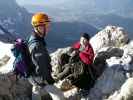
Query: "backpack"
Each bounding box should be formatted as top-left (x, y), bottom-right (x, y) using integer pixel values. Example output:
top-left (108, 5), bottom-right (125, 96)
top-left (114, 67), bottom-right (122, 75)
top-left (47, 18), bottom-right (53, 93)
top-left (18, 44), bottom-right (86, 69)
top-left (11, 38), bottom-right (35, 78)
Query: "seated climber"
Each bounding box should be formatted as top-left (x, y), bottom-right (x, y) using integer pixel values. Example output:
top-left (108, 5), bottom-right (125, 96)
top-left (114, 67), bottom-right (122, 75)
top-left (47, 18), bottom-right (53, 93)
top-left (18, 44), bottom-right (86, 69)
top-left (57, 33), bottom-right (95, 90)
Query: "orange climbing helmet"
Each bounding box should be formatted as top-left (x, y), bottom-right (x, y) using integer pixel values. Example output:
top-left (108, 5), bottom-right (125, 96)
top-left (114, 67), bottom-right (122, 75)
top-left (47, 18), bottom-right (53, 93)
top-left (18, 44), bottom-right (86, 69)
top-left (31, 12), bottom-right (50, 27)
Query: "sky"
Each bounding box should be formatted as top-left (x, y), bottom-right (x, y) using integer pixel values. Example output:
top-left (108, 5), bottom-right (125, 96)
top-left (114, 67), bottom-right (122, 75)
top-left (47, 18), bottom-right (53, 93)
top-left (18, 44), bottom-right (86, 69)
top-left (16, 0), bottom-right (65, 6)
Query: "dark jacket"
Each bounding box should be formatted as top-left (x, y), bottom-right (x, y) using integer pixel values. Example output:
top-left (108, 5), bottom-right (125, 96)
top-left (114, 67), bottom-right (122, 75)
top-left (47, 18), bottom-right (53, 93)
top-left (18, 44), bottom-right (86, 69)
top-left (28, 34), bottom-right (52, 81)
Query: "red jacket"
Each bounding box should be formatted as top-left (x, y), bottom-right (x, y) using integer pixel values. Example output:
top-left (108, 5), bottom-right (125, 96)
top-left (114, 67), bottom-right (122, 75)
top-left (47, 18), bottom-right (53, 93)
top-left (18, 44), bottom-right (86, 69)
top-left (72, 41), bottom-right (94, 65)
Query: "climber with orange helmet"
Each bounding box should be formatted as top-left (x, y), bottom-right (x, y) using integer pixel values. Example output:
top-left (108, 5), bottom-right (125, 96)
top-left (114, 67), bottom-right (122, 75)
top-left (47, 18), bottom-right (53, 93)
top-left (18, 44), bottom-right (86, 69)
top-left (31, 12), bottom-right (50, 37)
top-left (27, 12), bottom-right (55, 99)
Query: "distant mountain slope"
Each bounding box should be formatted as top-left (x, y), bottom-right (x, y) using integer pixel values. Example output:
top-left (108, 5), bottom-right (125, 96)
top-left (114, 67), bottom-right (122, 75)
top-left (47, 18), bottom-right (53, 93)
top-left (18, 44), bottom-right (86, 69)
top-left (24, 3), bottom-right (133, 37)
top-left (0, 0), bottom-right (32, 38)
top-left (87, 14), bottom-right (133, 38)
top-left (46, 22), bottom-right (98, 51)
top-left (0, 24), bottom-right (16, 43)
top-left (24, 0), bottom-right (133, 18)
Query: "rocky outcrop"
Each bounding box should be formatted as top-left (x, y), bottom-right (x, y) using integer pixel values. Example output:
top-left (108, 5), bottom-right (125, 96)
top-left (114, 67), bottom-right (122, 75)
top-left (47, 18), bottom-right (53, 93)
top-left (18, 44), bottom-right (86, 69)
top-left (0, 55), bottom-right (10, 67)
top-left (107, 78), bottom-right (133, 100)
top-left (50, 47), bottom-right (72, 77)
top-left (90, 25), bottom-right (129, 53)
top-left (0, 25), bottom-right (132, 100)
top-left (0, 74), bottom-right (32, 100)
top-left (87, 48), bottom-right (133, 100)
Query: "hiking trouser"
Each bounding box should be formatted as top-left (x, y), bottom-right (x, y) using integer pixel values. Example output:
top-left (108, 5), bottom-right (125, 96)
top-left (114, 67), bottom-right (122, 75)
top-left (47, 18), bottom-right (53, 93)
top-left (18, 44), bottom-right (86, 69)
top-left (57, 53), bottom-right (80, 80)
top-left (71, 63), bottom-right (96, 90)
top-left (28, 76), bottom-right (52, 100)
top-left (57, 65), bottom-right (70, 80)
top-left (32, 85), bottom-right (52, 100)
top-left (28, 76), bottom-right (65, 100)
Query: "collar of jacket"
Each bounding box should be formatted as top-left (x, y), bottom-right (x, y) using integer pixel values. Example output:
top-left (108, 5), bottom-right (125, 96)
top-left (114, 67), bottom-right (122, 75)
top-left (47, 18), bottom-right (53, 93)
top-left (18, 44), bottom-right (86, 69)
top-left (30, 33), bottom-right (47, 46)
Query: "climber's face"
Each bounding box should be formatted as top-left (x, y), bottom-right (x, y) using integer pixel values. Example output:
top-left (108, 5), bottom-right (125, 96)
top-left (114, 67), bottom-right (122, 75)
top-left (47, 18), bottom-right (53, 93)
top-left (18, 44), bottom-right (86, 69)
top-left (80, 37), bottom-right (88, 47)
top-left (34, 23), bottom-right (50, 37)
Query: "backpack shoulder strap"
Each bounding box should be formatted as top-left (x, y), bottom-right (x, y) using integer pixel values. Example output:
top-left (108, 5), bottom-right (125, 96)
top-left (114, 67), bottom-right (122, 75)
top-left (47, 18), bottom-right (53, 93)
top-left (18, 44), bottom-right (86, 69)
top-left (25, 37), bottom-right (40, 53)
top-left (27, 38), bottom-right (39, 47)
